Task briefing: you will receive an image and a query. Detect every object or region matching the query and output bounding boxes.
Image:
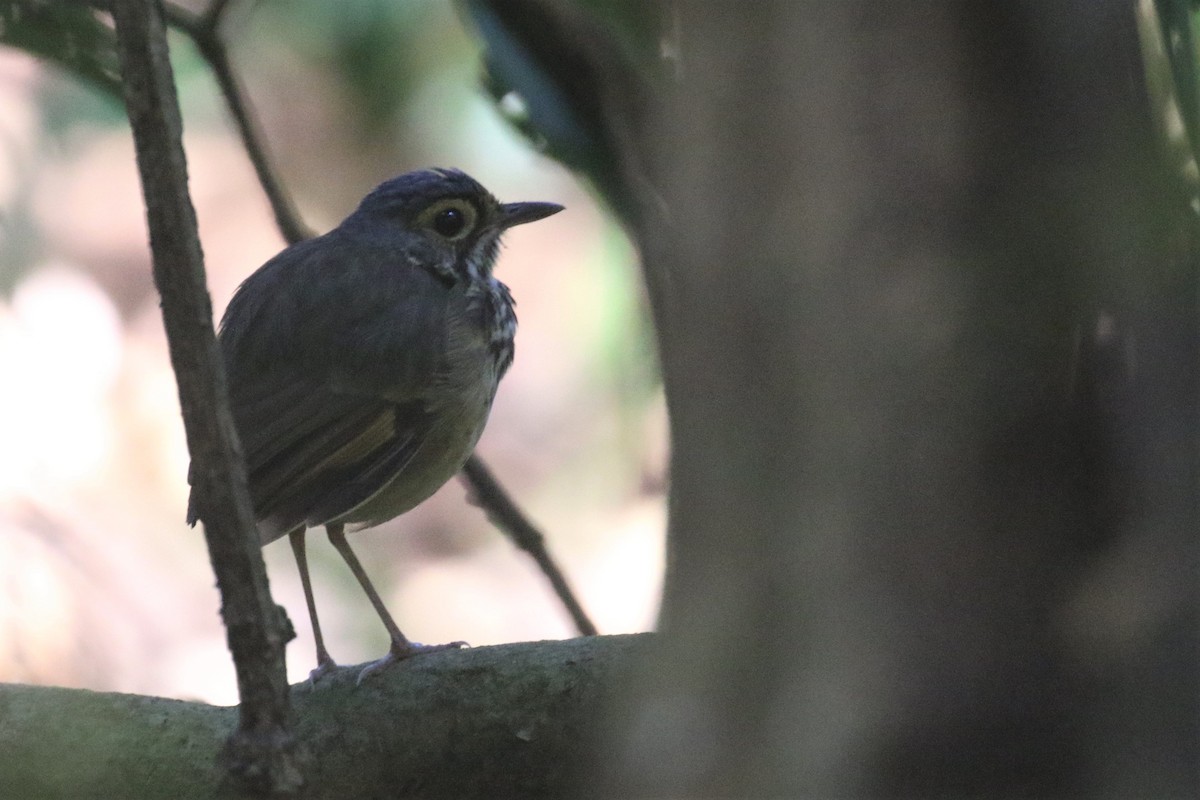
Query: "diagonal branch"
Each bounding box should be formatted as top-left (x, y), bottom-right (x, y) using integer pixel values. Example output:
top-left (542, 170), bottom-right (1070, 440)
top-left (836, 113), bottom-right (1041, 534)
top-left (462, 458), bottom-right (597, 636)
top-left (163, 1), bottom-right (310, 244)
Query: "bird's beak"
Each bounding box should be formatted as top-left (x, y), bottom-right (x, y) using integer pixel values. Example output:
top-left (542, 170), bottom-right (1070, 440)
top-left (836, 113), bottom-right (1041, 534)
top-left (500, 201), bottom-right (564, 229)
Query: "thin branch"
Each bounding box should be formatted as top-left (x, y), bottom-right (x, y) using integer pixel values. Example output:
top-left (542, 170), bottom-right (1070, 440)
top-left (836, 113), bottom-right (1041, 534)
top-left (164, 1), bottom-right (311, 244)
top-left (463, 453), bottom-right (600, 634)
top-left (109, 0), bottom-right (299, 795)
top-left (165, 0), bottom-right (597, 637)
top-left (199, 0), bottom-right (235, 33)
top-left (462, 457), bottom-right (598, 636)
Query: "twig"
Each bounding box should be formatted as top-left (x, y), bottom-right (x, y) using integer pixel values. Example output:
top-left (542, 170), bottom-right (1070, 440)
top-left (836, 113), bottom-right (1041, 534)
top-left (164, 1), bottom-right (311, 244)
top-left (200, 0), bottom-right (235, 32)
top-left (109, 0), bottom-right (299, 795)
top-left (165, 0), bottom-right (597, 637)
top-left (462, 458), bottom-right (598, 636)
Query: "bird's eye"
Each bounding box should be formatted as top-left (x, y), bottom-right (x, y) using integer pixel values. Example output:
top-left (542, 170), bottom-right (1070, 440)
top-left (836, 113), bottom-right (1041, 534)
top-left (423, 199), bottom-right (477, 241)
top-left (434, 208), bottom-right (465, 237)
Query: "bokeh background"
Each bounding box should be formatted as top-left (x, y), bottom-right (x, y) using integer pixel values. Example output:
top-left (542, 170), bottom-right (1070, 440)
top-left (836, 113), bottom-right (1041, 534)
top-left (0, 0), bottom-right (664, 705)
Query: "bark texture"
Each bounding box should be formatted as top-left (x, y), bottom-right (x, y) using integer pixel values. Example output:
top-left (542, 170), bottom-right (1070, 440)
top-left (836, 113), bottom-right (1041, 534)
top-left (0, 635), bottom-right (644, 800)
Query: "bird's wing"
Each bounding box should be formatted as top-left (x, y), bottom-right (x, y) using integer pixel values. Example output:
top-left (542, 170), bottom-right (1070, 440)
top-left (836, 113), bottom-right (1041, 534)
top-left (220, 232), bottom-right (448, 402)
top-left (230, 373), bottom-right (437, 541)
top-left (187, 231), bottom-right (454, 540)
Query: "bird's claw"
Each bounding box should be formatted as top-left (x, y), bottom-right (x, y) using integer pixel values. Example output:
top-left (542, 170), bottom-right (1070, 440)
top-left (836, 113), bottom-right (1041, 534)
top-left (306, 658), bottom-right (340, 688)
top-left (355, 640), bottom-right (470, 685)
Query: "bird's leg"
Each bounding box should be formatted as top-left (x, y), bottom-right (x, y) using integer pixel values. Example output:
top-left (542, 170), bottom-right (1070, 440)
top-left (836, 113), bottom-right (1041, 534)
top-left (289, 529), bottom-right (339, 682)
top-left (325, 523), bottom-right (466, 684)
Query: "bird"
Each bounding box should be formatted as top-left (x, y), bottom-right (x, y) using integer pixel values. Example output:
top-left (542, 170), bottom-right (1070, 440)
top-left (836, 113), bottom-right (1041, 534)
top-left (186, 168), bottom-right (563, 682)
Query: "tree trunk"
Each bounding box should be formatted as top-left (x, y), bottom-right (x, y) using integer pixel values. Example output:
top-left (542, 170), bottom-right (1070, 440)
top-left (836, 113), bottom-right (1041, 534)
top-left (594, 1), bottom-right (1199, 796)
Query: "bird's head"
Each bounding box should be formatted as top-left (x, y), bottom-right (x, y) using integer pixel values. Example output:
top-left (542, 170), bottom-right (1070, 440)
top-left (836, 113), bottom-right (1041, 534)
top-left (344, 168), bottom-right (563, 285)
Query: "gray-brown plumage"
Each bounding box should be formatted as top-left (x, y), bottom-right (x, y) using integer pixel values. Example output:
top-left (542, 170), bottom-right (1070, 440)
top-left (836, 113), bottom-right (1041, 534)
top-left (187, 169), bottom-right (562, 681)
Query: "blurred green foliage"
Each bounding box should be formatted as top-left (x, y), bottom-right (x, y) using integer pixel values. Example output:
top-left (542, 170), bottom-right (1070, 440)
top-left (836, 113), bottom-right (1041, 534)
top-left (458, 0), bottom-right (668, 226)
top-left (256, 0), bottom-right (463, 137)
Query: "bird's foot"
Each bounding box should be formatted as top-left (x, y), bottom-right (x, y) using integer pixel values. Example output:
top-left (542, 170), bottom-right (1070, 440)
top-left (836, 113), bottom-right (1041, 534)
top-left (355, 640), bottom-right (469, 685)
top-left (306, 656), bottom-right (340, 688)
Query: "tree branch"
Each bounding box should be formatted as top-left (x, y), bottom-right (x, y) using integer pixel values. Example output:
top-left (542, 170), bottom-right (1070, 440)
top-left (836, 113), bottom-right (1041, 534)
top-left (109, 0), bottom-right (298, 794)
top-left (0, 635), bottom-right (647, 800)
top-left (462, 458), bottom-right (597, 636)
top-left (162, 1), bottom-right (311, 244)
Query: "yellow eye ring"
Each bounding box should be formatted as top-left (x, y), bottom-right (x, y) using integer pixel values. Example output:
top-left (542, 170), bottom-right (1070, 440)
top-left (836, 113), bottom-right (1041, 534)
top-left (420, 198), bottom-right (477, 241)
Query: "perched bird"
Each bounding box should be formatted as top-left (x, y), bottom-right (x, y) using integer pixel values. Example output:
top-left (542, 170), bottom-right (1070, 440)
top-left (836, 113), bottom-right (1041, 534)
top-left (187, 168), bottom-right (563, 681)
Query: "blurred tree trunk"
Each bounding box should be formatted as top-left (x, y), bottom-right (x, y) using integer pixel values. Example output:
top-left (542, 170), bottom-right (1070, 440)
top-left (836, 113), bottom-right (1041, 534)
top-left (590, 1), bottom-right (1198, 796)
